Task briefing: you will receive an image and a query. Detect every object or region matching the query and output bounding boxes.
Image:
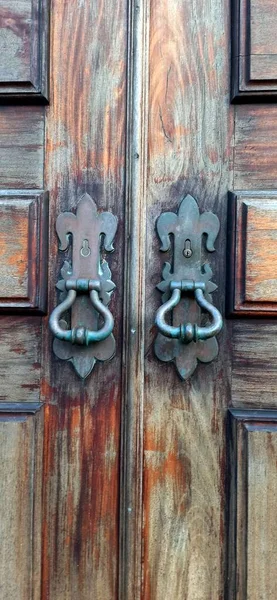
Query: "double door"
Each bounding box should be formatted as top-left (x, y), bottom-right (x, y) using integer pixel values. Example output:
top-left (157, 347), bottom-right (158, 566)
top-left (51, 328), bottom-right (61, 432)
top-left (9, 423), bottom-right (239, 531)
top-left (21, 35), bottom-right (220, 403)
top-left (0, 0), bottom-right (277, 598)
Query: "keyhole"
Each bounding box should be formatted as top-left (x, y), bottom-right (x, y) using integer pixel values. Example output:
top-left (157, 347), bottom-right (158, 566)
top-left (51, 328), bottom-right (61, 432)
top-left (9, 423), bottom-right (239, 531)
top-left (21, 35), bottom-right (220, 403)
top-left (183, 239), bottom-right (192, 258)
top-left (80, 239), bottom-right (91, 257)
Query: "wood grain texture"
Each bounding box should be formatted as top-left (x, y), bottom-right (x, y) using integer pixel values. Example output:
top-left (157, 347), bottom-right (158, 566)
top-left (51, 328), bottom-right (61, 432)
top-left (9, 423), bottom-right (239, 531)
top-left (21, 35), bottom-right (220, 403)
top-left (228, 410), bottom-right (277, 599)
top-left (0, 407), bottom-right (43, 600)
top-left (0, 317), bottom-right (41, 403)
top-left (0, 0), bottom-right (49, 100)
top-left (0, 106), bottom-right (44, 188)
top-left (43, 0), bottom-right (127, 597)
top-left (235, 105), bottom-right (277, 190)
top-left (232, 0), bottom-right (277, 99)
top-left (0, 191), bottom-right (48, 313)
top-left (231, 321), bottom-right (277, 407)
top-left (143, 0), bottom-right (233, 597)
top-left (228, 191), bottom-right (277, 315)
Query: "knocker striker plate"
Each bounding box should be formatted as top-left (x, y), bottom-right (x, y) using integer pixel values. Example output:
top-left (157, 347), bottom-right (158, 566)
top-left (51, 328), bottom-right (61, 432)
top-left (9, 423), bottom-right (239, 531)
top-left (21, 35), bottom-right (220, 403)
top-left (49, 193), bottom-right (118, 379)
top-left (154, 194), bottom-right (223, 380)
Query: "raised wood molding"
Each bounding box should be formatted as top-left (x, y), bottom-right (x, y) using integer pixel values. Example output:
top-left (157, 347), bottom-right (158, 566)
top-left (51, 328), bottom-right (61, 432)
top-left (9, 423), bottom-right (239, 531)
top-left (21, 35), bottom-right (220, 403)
top-left (232, 0), bottom-right (277, 101)
top-left (0, 0), bottom-right (49, 102)
top-left (0, 191), bottom-right (48, 314)
top-left (227, 191), bottom-right (277, 316)
top-left (228, 409), bottom-right (277, 599)
top-left (119, 1), bottom-right (149, 597)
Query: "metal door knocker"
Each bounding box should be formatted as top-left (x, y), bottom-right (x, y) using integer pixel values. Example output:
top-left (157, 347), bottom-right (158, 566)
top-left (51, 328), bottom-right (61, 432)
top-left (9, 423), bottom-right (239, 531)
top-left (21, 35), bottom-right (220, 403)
top-left (49, 193), bottom-right (117, 379)
top-left (154, 194), bottom-right (223, 380)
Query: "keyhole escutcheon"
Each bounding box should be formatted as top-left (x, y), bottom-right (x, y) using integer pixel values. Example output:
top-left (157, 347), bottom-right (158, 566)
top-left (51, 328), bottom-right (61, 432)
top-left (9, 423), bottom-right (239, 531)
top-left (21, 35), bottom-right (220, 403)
top-left (183, 239), bottom-right (192, 258)
top-left (80, 239), bottom-right (91, 257)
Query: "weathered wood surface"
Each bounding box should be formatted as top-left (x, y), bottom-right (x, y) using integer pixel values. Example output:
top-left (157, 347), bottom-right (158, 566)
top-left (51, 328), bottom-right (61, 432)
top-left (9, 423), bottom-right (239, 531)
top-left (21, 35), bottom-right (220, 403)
top-left (228, 411), bottom-right (277, 599)
top-left (0, 318), bottom-right (41, 403)
top-left (143, 0), bottom-right (232, 597)
top-left (0, 106), bottom-right (44, 188)
top-left (0, 0), bottom-right (49, 99)
top-left (2, 0), bottom-right (277, 597)
top-left (235, 105), bottom-right (277, 189)
top-left (231, 321), bottom-right (277, 407)
top-left (232, 0), bottom-right (277, 98)
top-left (0, 192), bottom-right (48, 312)
top-left (228, 192), bottom-right (277, 315)
top-left (0, 407), bottom-right (43, 600)
top-left (43, 0), bottom-right (127, 597)
top-left (240, 200), bottom-right (277, 302)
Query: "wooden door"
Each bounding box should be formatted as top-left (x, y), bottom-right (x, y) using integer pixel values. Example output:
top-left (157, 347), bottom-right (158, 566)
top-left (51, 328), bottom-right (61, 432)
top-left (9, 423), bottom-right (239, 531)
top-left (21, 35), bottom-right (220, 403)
top-left (1, 0), bottom-right (277, 598)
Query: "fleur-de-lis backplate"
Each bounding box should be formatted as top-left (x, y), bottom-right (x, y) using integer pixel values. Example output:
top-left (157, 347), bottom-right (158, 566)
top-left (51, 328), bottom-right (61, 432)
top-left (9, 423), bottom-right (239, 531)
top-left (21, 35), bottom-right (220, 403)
top-left (51, 193), bottom-right (117, 379)
top-left (154, 194), bottom-right (222, 380)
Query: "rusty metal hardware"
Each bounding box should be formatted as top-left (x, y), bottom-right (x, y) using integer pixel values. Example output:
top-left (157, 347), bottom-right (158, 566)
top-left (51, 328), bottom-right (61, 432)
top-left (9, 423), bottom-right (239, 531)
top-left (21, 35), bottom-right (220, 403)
top-left (154, 194), bottom-right (223, 380)
top-left (49, 193), bottom-right (117, 379)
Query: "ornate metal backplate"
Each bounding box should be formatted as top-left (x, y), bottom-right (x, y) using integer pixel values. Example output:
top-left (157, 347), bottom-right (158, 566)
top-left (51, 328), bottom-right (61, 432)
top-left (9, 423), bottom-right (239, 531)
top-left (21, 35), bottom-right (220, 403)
top-left (154, 194), bottom-right (221, 380)
top-left (52, 193), bottom-right (117, 379)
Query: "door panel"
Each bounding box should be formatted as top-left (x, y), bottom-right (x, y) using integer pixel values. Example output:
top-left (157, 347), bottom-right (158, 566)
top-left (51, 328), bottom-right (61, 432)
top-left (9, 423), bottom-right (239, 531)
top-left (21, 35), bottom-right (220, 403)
top-left (0, 191), bottom-right (48, 312)
top-left (0, 405), bottom-right (43, 600)
top-left (0, 0), bottom-right (49, 100)
top-left (0, 107), bottom-right (44, 189)
top-left (234, 105), bottom-right (277, 189)
top-left (228, 411), bottom-right (277, 599)
top-left (0, 318), bottom-right (41, 403)
top-left (231, 321), bottom-right (277, 407)
top-left (232, 0), bottom-right (277, 98)
top-left (228, 192), bottom-right (277, 315)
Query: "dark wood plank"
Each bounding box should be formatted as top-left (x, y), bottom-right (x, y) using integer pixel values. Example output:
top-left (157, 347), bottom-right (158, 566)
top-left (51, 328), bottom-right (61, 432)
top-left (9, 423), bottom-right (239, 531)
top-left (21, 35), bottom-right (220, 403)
top-left (228, 410), bottom-right (277, 599)
top-left (0, 407), bottom-right (43, 600)
top-left (0, 191), bottom-right (48, 313)
top-left (0, 106), bottom-right (44, 189)
top-left (42, 0), bottom-right (128, 597)
top-left (0, 0), bottom-right (49, 101)
top-left (228, 191), bottom-right (277, 315)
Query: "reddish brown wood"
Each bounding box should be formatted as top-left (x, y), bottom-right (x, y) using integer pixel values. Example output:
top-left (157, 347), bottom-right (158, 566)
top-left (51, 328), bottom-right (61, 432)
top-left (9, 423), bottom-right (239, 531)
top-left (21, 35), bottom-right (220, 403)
top-left (143, 0), bottom-right (232, 596)
top-left (228, 191), bottom-right (277, 316)
top-left (0, 192), bottom-right (48, 313)
top-left (42, 0), bottom-right (128, 597)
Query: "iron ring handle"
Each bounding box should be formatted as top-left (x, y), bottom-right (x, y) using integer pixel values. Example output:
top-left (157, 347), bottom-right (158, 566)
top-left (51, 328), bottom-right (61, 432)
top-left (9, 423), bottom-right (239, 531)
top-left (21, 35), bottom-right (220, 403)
top-left (49, 287), bottom-right (114, 345)
top-left (155, 282), bottom-right (223, 343)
